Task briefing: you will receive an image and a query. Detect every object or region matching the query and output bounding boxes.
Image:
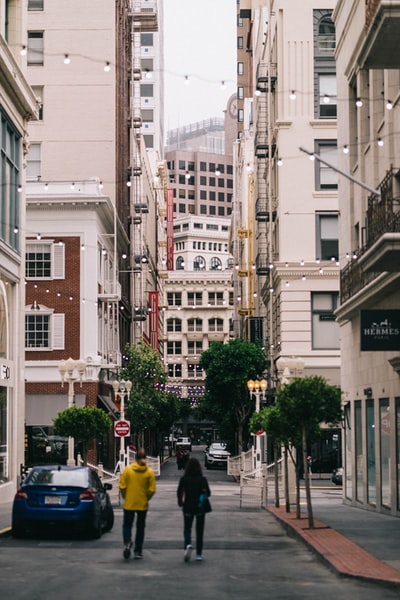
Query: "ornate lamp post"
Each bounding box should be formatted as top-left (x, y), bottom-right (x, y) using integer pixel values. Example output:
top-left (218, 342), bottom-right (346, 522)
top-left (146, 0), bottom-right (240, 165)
top-left (58, 358), bottom-right (87, 466)
top-left (247, 379), bottom-right (268, 475)
top-left (112, 379), bottom-right (132, 467)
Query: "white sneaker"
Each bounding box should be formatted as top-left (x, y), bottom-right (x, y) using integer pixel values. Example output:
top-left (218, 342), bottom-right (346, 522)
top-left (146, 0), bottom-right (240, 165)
top-left (184, 544), bottom-right (193, 562)
top-left (196, 555), bottom-right (203, 561)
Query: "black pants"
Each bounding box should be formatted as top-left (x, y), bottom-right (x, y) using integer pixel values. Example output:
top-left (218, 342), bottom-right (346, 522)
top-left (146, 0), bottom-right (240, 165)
top-left (123, 509), bottom-right (147, 552)
top-left (183, 512), bottom-right (205, 555)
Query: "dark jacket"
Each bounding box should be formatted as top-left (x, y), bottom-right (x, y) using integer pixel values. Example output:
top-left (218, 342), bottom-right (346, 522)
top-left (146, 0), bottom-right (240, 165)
top-left (177, 475), bottom-right (211, 514)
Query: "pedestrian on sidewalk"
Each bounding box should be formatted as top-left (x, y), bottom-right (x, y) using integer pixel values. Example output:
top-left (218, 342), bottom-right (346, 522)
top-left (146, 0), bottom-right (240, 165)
top-left (119, 447), bottom-right (156, 560)
top-left (177, 457), bottom-right (211, 562)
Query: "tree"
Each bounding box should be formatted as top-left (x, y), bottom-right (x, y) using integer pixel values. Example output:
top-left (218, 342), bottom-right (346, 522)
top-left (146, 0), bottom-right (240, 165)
top-left (120, 341), bottom-right (182, 452)
top-left (53, 406), bottom-right (111, 461)
top-left (199, 338), bottom-right (266, 452)
top-left (272, 376), bottom-right (342, 527)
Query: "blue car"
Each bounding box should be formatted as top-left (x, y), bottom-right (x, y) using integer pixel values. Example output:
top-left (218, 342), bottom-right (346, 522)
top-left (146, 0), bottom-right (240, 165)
top-left (12, 465), bottom-right (114, 539)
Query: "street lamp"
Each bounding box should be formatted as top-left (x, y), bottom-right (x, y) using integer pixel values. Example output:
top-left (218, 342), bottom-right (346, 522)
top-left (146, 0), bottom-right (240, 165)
top-left (112, 379), bottom-right (132, 467)
top-left (247, 379), bottom-right (268, 476)
top-left (58, 357), bottom-right (87, 466)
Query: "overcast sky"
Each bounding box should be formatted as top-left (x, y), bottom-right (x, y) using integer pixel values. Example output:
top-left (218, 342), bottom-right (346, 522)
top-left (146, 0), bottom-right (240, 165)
top-left (163, 0), bottom-right (236, 132)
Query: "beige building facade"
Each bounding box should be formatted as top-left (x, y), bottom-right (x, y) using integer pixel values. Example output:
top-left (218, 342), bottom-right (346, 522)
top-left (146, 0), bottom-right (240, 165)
top-left (334, 0), bottom-right (400, 516)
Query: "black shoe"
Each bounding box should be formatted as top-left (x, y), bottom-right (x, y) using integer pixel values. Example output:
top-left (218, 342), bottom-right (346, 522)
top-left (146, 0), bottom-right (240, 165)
top-left (123, 542), bottom-right (132, 559)
top-left (134, 551), bottom-right (143, 559)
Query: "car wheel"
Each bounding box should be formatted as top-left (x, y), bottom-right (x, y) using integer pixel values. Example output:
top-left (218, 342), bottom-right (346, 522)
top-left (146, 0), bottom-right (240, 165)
top-left (12, 521), bottom-right (25, 538)
top-left (89, 515), bottom-right (102, 539)
top-left (103, 504), bottom-right (114, 533)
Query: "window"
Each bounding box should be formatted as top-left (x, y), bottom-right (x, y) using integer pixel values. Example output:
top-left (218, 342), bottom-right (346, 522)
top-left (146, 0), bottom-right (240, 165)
top-left (209, 318), bottom-right (223, 332)
top-left (318, 16), bottom-right (335, 54)
top-left (209, 177), bottom-right (215, 186)
top-left (25, 308), bottom-right (65, 350)
top-left (218, 207), bottom-right (225, 216)
top-left (188, 292), bottom-right (202, 306)
top-left (311, 292), bottom-right (339, 349)
top-left (141, 109), bottom-right (153, 122)
top-left (168, 364), bottom-right (182, 378)
top-left (238, 109), bottom-right (244, 122)
top-left (141, 33), bottom-right (153, 46)
top-left (193, 223), bottom-right (203, 229)
top-left (26, 142), bottom-right (41, 179)
top-left (200, 205), bottom-right (207, 214)
top-left (179, 203), bottom-right (185, 213)
top-left (193, 256), bottom-right (206, 270)
top-left (140, 84), bottom-right (153, 97)
top-left (0, 110), bottom-right (21, 252)
top-left (200, 176), bottom-right (207, 185)
top-left (208, 292), bottom-right (223, 306)
top-left (218, 192), bottom-right (224, 202)
top-left (188, 318), bottom-right (202, 332)
top-left (28, 0), bottom-right (44, 9)
top-left (167, 292), bottom-right (181, 307)
top-left (167, 318), bottom-right (182, 333)
top-left (206, 224), bottom-right (218, 231)
top-left (27, 31), bottom-right (44, 65)
top-left (238, 62), bottom-right (244, 76)
top-left (200, 162), bottom-right (207, 171)
top-left (25, 242), bottom-right (65, 279)
top-left (167, 341), bottom-right (182, 355)
top-left (238, 87), bottom-right (244, 100)
top-left (319, 74), bottom-right (337, 118)
top-left (141, 58), bottom-right (153, 75)
top-left (143, 135), bottom-right (153, 149)
top-left (200, 190), bottom-right (206, 200)
top-left (315, 141), bottom-right (338, 189)
top-left (209, 163), bottom-right (215, 172)
top-left (209, 191), bottom-right (215, 201)
top-left (209, 206), bottom-right (216, 215)
top-left (218, 178), bottom-right (224, 188)
top-left (188, 341), bottom-right (203, 355)
top-left (188, 364), bottom-right (202, 378)
top-left (210, 257), bottom-right (222, 271)
top-left (176, 256), bottom-right (185, 270)
top-left (237, 36), bottom-right (244, 49)
top-left (316, 213), bottom-right (339, 261)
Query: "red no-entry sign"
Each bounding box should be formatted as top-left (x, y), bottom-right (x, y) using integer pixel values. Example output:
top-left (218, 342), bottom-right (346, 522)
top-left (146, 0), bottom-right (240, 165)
top-left (114, 420), bottom-right (130, 437)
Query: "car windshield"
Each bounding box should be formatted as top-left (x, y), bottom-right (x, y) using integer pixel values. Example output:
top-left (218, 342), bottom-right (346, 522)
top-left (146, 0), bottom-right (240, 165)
top-left (211, 443), bottom-right (226, 451)
top-left (25, 468), bottom-right (88, 487)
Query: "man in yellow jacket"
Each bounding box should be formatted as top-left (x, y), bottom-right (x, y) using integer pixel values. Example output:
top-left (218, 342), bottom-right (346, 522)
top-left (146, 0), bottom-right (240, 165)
top-left (119, 448), bottom-right (156, 560)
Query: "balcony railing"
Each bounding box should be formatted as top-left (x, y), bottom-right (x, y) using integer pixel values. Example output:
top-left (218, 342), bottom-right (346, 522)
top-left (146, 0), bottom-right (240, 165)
top-left (340, 167), bottom-right (400, 302)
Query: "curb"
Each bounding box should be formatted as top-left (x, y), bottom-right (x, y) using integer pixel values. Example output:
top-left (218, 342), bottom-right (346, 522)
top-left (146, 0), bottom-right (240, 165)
top-left (267, 506), bottom-right (400, 590)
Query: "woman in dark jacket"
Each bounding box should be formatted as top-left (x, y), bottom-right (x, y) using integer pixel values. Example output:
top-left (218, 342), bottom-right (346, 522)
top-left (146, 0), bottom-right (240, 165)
top-left (177, 457), bottom-right (211, 562)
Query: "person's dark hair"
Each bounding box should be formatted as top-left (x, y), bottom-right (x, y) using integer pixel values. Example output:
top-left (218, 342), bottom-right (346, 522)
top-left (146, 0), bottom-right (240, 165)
top-left (136, 448), bottom-right (146, 460)
top-left (184, 457), bottom-right (203, 477)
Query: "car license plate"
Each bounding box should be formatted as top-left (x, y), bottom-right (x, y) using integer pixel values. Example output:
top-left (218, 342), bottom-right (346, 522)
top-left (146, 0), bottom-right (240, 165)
top-left (44, 496), bottom-right (61, 505)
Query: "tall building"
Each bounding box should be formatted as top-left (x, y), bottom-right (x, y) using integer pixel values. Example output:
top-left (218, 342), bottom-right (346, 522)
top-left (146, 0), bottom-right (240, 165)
top-left (23, 0), bottom-right (166, 468)
top-left (233, 1), bottom-right (340, 469)
top-left (0, 1), bottom-right (38, 502)
top-left (163, 110), bottom-right (236, 437)
top-left (334, 0), bottom-right (400, 516)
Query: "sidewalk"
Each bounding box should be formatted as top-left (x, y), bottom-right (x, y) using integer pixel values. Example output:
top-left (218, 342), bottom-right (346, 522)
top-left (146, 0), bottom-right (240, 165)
top-left (2, 486), bottom-right (400, 589)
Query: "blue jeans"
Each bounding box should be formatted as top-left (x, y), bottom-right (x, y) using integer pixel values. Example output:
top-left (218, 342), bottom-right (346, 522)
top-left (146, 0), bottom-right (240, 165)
top-left (123, 509), bottom-right (147, 552)
top-left (183, 512), bottom-right (205, 555)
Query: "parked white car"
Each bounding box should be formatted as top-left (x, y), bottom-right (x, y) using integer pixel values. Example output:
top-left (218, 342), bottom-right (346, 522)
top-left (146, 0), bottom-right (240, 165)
top-left (204, 442), bottom-right (230, 469)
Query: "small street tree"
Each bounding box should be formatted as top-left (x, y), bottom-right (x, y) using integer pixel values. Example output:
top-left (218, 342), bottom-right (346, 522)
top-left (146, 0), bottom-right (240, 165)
top-left (53, 406), bottom-right (111, 462)
top-left (272, 376), bottom-right (342, 528)
top-left (199, 338), bottom-right (266, 452)
top-left (120, 341), bottom-right (182, 452)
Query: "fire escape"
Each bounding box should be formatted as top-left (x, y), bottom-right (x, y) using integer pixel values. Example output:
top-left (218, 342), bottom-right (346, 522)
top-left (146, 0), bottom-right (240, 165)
top-left (128, 1), bottom-right (158, 343)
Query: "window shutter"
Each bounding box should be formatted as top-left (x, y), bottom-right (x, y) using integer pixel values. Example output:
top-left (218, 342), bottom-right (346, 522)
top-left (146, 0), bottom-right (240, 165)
top-left (53, 243), bottom-right (65, 279)
top-left (52, 314), bottom-right (65, 350)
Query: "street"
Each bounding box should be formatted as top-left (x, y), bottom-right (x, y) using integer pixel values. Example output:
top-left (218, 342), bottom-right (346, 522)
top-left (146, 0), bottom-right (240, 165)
top-left (0, 447), bottom-right (397, 599)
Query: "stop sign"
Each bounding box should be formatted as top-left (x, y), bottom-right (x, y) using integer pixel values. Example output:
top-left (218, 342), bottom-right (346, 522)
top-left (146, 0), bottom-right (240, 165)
top-left (114, 420), bottom-right (130, 437)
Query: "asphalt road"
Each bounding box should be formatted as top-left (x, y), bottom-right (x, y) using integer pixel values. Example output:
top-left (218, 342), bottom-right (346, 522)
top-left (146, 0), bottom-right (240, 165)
top-left (0, 447), bottom-right (398, 599)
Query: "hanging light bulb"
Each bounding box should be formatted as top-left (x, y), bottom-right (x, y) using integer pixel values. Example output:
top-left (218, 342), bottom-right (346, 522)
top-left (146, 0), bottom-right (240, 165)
top-left (221, 80), bottom-right (226, 90)
top-left (277, 157), bottom-right (283, 167)
top-left (185, 170), bottom-right (190, 180)
top-left (343, 145), bottom-right (349, 154)
top-left (289, 90), bottom-right (296, 100)
top-left (104, 61), bottom-right (111, 72)
top-left (377, 137), bottom-right (384, 147)
top-left (20, 45), bottom-right (27, 56)
top-left (64, 54), bottom-right (71, 65)
top-left (99, 180), bottom-right (103, 189)
top-left (70, 182), bottom-right (75, 190)
top-left (323, 94), bottom-right (330, 104)
top-left (184, 75), bottom-right (190, 85)
top-left (386, 100), bottom-right (393, 110)
top-left (355, 97), bottom-right (363, 108)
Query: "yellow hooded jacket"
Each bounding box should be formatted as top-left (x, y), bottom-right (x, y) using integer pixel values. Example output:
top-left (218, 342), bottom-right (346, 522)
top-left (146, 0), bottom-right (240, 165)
top-left (119, 461), bottom-right (156, 511)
